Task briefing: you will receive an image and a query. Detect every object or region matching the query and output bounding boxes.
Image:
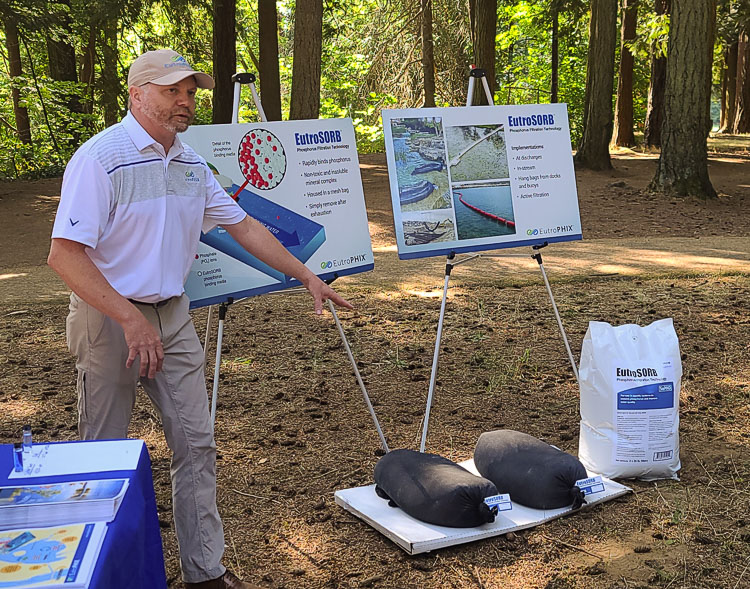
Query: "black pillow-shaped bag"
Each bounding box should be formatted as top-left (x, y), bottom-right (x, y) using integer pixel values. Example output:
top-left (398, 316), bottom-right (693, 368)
top-left (373, 449), bottom-right (499, 528)
top-left (474, 430), bottom-right (587, 510)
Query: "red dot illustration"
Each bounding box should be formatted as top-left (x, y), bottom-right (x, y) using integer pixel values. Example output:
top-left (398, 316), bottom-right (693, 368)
top-left (237, 128), bottom-right (286, 190)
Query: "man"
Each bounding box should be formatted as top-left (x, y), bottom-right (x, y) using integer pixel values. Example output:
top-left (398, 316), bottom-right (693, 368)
top-left (48, 49), bottom-right (351, 589)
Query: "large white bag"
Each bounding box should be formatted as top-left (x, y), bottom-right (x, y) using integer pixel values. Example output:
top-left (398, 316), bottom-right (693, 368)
top-left (578, 318), bottom-right (681, 481)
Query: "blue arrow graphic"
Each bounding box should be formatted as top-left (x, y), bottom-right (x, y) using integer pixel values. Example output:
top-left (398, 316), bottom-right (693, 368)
top-left (201, 184), bottom-right (326, 282)
top-left (258, 222), bottom-right (301, 247)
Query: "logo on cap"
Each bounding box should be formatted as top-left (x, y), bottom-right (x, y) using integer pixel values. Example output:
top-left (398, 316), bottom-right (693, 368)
top-left (165, 55), bottom-right (189, 69)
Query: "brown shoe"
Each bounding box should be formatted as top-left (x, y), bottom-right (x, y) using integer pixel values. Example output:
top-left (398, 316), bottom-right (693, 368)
top-left (185, 569), bottom-right (262, 589)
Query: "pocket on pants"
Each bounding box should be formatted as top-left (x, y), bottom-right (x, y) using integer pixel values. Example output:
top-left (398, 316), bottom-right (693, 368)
top-left (76, 370), bottom-right (88, 422)
top-left (86, 304), bottom-right (107, 346)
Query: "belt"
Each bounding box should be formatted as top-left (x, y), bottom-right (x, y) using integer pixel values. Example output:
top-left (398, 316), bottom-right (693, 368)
top-left (128, 297), bottom-right (174, 308)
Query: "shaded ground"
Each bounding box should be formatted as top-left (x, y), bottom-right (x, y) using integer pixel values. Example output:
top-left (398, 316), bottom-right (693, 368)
top-left (1, 146), bottom-right (749, 588)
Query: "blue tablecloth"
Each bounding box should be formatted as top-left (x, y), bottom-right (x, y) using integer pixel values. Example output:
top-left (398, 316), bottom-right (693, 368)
top-left (0, 440), bottom-right (167, 588)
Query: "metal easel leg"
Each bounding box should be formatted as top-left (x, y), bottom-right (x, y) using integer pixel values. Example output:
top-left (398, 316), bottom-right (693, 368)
top-left (203, 305), bottom-right (214, 370)
top-left (420, 254), bottom-right (455, 452)
top-left (531, 246), bottom-right (579, 382)
top-left (466, 67), bottom-right (495, 106)
top-left (327, 300), bottom-right (389, 453)
top-left (231, 73), bottom-right (268, 123)
top-left (210, 301), bottom-right (232, 427)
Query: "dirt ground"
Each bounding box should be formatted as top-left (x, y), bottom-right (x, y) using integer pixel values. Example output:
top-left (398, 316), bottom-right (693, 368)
top-left (1, 143), bottom-right (749, 589)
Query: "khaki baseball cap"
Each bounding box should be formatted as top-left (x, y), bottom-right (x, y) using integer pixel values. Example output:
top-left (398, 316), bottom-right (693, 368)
top-left (128, 49), bottom-right (214, 89)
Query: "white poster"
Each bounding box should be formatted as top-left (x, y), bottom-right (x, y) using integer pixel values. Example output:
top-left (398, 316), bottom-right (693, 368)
top-left (382, 104), bottom-right (582, 260)
top-left (180, 118), bottom-right (373, 308)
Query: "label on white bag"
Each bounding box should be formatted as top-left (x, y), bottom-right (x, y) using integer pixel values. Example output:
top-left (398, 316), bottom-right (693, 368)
top-left (612, 359), bottom-right (677, 464)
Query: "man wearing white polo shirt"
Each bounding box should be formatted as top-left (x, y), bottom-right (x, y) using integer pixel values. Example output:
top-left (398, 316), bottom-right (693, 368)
top-left (48, 49), bottom-right (351, 589)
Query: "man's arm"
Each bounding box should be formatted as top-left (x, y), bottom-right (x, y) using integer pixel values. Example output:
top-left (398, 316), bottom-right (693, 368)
top-left (47, 238), bottom-right (164, 378)
top-left (223, 216), bottom-right (353, 314)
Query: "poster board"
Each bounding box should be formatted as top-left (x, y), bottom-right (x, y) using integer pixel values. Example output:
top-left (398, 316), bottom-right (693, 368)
top-left (180, 118), bottom-right (373, 309)
top-left (382, 104), bottom-right (582, 260)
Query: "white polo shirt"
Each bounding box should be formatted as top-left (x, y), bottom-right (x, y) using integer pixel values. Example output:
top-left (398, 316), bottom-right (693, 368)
top-left (52, 112), bottom-right (246, 302)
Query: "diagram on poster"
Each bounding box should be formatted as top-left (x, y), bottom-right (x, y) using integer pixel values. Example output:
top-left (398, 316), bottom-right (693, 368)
top-left (181, 119), bottom-right (373, 308)
top-left (382, 104), bottom-right (582, 260)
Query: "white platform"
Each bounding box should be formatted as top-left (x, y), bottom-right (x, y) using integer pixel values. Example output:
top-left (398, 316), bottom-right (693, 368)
top-left (334, 460), bottom-right (631, 554)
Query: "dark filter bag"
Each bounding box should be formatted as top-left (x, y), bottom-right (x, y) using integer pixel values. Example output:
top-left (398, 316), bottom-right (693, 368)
top-left (474, 430), bottom-right (587, 510)
top-left (373, 449), bottom-right (499, 528)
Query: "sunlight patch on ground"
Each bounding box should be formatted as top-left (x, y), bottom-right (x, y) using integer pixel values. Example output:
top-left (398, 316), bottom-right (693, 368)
top-left (0, 273), bottom-right (27, 281)
top-left (619, 249), bottom-right (750, 271)
top-left (718, 372), bottom-right (750, 389)
top-left (2, 399), bottom-right (40, 421)
top-left (708, 157), bottom-right (750, 165)
top-left (372, 244), bottom-right (398, 252)
top-left (273, 523), bottom-right (332, 583)
top-left (403, 288), bottom-right (445, 299)
top-left (472, 557), bottom-right (558, 588)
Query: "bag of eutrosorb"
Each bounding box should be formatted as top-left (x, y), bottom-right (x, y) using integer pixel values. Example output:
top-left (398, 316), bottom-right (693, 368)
top-left (578, 318), bottom-right (681, 481)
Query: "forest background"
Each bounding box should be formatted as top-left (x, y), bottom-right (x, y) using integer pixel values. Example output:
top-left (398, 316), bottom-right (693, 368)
top-left (1, 0), bottom-right (747, 199)
top-left (2, 2), bottom-right (750, 587)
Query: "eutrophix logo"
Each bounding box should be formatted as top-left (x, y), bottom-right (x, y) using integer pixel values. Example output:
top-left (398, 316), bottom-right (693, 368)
top-left (320, 253), bottom-right (368, 270)
top-left (527, 225), bottom-right (573, 236)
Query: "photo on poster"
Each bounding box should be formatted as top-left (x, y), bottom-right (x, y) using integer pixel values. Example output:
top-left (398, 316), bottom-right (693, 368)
top-left (237, 128), bottom-right (286, 190)
top-left (452, 181), bottom-right (515, 240)
top-left (446, 124), bottom-right (509, 182)
top-left (401, 210), bottom-right (456, 246)
top-left (382, 104), bottom-right (582, 260)
top-left (389, 117), bottom-right (451, 211)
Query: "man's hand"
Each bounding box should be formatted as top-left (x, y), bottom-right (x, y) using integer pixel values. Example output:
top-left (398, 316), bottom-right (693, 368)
top-left (48, 239), bottom-right (167, 378)
top-left (121, 311), bottom-right (165, 378)
top-left (303, 275), bottom-right (353, 315)
top-left (223, 217), bottom-right (355, 314)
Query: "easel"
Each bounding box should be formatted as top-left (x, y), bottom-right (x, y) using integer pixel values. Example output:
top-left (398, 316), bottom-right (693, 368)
top-left (201, 73), bottom-right (389, 452)
top-left (419, 68), bottom-right (579, 452)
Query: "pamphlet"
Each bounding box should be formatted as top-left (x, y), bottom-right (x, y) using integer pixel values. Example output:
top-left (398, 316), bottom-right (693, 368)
top-left (0, 522), bottom-right (107, 587)
top-left (0, 479), bottom-right (128, 531)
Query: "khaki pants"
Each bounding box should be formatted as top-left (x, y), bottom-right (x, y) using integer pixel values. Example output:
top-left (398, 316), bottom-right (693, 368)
top-left (66, 293), bottom-right (225, 583)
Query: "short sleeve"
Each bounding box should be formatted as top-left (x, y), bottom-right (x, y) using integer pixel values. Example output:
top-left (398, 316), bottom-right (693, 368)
top-left (51, 153), bottom-right (114, 248)
top-left (202, 168), bottom-right (247, 234)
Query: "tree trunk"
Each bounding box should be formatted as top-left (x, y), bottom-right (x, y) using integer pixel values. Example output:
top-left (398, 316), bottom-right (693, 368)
top-left (574, 0), bottom-right (617, 170)
top-left (733, 30), bottom-right (750, 133)
top-left (80, 20), bottom-right (96, 120)
top-left (258, 0), bottom-right (282, 121)
top-left (469, 0), bottom-right (496, 105)
top-left (422, 0), bottom-right (436, 107)
top-left (612, 0), bottom-right (638, 147)
top-left (46, 0), bottom-right (82, 145)
top-left (212, 0), bottom-right (236, 123)
top-left (46, 0), bottom-right (77, 82)
top-left (4, 16), bottom-right (31, 144)
top-left (289, 0), bottom-right (323, 120)
top-left (650, 0), bottom-right (716, 199)
top-left (551, 6), bottom-right (559, 103)
top-left (100, 17), bottom-right (120, 127)
top-left (719, 41), bottom-right (738, 132)
top-left (643, 0), bottom-right (669, 147)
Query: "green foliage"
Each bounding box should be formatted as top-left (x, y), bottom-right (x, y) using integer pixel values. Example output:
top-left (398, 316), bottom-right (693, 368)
top-left (495, 1), bottom-right (588, 142)
top-left (629, 13), bottom-right (669, 61)
top-left (0, 0), bottom-right (737, 178)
